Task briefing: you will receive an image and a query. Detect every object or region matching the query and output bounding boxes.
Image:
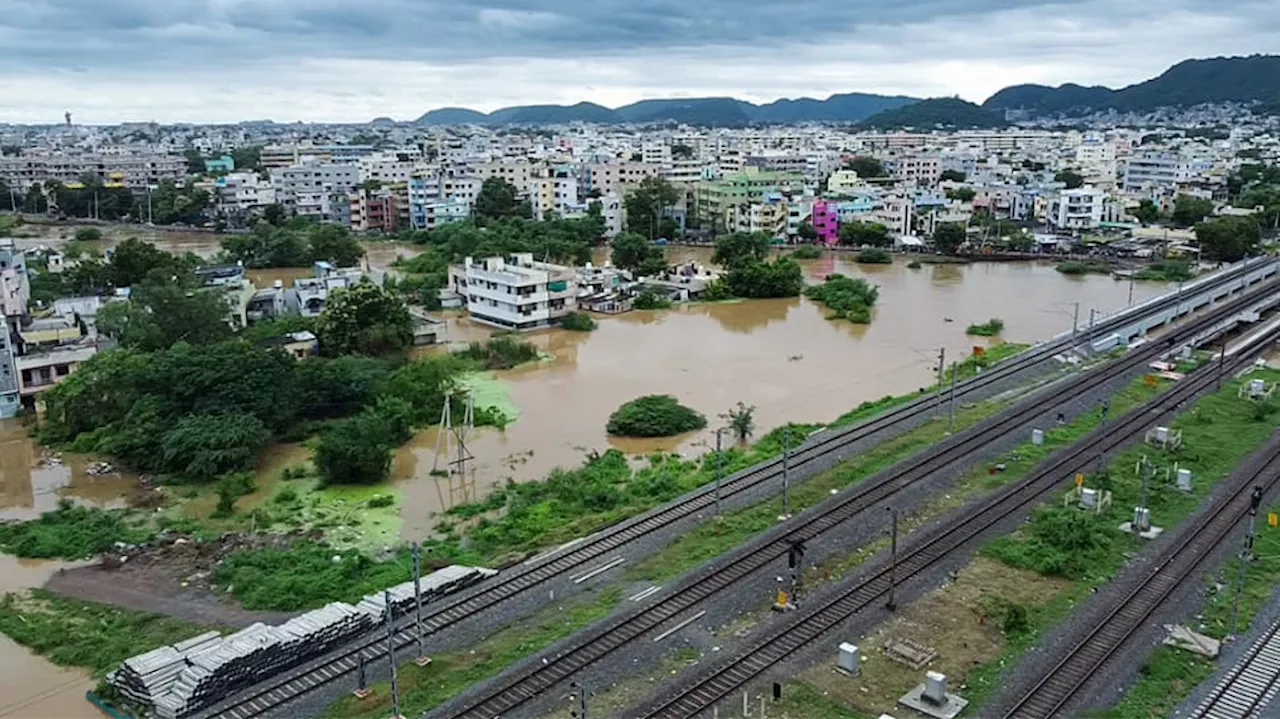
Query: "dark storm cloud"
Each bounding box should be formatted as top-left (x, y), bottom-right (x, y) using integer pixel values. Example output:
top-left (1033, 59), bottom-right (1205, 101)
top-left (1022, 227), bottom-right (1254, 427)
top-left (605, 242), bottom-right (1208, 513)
top-left (0, 0), bottom-right (1066, 68)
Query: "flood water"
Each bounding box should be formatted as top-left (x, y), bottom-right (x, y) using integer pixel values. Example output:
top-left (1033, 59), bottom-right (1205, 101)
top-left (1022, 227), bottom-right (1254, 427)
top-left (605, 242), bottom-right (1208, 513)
top-left (1, 226), bottom-right (1173, 538)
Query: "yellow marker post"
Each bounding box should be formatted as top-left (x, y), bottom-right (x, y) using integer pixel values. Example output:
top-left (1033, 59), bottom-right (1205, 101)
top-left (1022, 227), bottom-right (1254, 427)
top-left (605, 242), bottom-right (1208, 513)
top-left (1268, 512), bottom-right (1277, 528)
top-left (1075, 473), bottom-right (1085, 487)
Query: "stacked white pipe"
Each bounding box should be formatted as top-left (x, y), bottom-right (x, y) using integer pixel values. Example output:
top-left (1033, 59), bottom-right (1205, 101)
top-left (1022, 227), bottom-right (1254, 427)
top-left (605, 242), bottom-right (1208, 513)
top-left (107, 564), bottom-right (495, 719)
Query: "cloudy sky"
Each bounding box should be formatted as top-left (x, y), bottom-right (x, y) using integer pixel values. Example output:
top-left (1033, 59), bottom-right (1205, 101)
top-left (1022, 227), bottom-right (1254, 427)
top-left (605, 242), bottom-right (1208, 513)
top-left (1, 0), bottom-right (1277, 124)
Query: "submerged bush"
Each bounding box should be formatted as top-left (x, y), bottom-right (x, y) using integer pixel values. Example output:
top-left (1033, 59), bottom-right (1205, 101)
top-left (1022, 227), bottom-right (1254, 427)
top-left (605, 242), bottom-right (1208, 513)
top-left (606, 395), bottom-right (707, 437)
top-left (560, 312), bottom-right (598, 332)
top-left (966, 318), bottom-right (1005, 336)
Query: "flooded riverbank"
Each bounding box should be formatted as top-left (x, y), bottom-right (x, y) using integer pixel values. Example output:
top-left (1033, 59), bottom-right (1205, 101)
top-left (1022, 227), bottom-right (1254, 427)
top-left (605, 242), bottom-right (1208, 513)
top-left (2, 227), bottom-right (1173, 539)
top-left (0, 556), bottom-right (98, 719)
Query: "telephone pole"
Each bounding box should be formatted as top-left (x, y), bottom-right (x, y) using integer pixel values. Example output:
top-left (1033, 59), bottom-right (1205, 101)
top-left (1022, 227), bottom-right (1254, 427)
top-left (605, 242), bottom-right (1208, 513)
top-left (934, 347), bottom-right (946, 418)
top-left (947, 362), bottom-right (959, 434)
top-left (781, 427), bottom-right (792, 519)
top-left (1230, 486), bottom-right (1264, 638)
top-left (384, 590), bottom-right (402, 719)
top-left (886, 507), bottom-right (899, 611)
top-left (714, 428), bottom-right (725, 516)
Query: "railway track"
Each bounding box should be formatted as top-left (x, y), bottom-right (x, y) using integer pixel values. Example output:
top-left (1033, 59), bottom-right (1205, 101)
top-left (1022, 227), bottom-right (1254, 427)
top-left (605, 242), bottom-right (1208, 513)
top-left (434, 282), bottom-right (1280, 719)
top-left (197, 262), bottom-right (1277, 719)
top-left (1002, 434), bottom-right (1280, 718)
top-left (636, 323), bottom-right (1280, 719)
top-left (1191, 618), bottom-right (1280, 719)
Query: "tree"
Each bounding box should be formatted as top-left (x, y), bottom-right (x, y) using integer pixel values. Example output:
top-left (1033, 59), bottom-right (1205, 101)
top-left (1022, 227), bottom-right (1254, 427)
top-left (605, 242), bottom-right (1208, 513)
top-left (149, 180), bottom-right (211, 225)
top-left (671, 144), bottom-right (694, 160)
top-left (712, 232), bottom-right (772, 267)
top-left (473, 178), bottom-right (527, 222)
top-left (1055, 169), bottom-right (1085, 189)
top-left (797, 222), bottom-right (818, 241)
top-left (307, 224), bottom-right (364, 267)
top-left (315, 280), bottom-right (413, 356)
top-left (845, 156), bottom-right (887, 178)
top-left (945, 187), bottom-right (977, 202)
top-left (107, 237), bottom-right (190, 288)
top-left (1195, 216), bottom-right (1261, 262)
top-left (1172, 194), bottom-right (1214, 227)
top-left (725, 257), bottom-right (803, 298)
top-left (231, 145), bottom-right (263, 172)
top-left (838, 221), bottom-right (891, 248)
top-left (73, 228), bottom-right (103, 243)
top-left (262, 203), bottom-right (288, 226)
top-left (97, 279), bottom-right (233, 351)
top-left (940, 169), bottom-right (967, 183)
top-left (932, 223), bottom-right (967, 254)
top-left (314, 410), bottom-right (395, 485)
top-left (624, 177), bottom-right (680, 242)
top-left (610, 231), bottom-right (667, 277)
top-left (182, 148), bottom-right (205, 175)
top-left (1134, 199), bottom-right (1161, 225)
top-left (723, 402), bottom-right (756, 443)
top-left (160, 412), bottom-right (269, 482)
top-left (1006, 231), bottom-right (1035, 252)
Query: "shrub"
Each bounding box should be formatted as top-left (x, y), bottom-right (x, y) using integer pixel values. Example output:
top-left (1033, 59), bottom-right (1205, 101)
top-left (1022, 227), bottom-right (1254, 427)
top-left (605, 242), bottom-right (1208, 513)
top-left (633, 290), bottom-right (673, 310)
top-left (74, 227), bottom-right (104, 243)
top-left (366, 494), bottom-right (395, 509)
top-left (314, 411), bottom-right (396, 485)
top-left (560, 311), bottom-right (598, 332)
top-left (212, 472), bottom-right (257, 518)
top-left (907, 260), bottom-right (923, 269)
top-left (856, 248), bottom-right (892, 264)
top-left (456, 336), bottom-right (540, 369)
top-left (791, 245), bottom-right (823, 259)
top-left (1003, 603), bottom-right (1030, 635)
top-left (0, 501), bottom-right (151, 559)
top-left (805, 274), bottom-right (880, 323)
top-left (1055, 260), bottom-right (1110, 275)
top-left (1135, 259), bottom-right (1196, 282)
top-left (606, 395), bottom-right (707, 437)
top-left (966, 318), bottom-right (1005, 336)
top-left (699, 279), bottom-right (735, 301)
top-left (722, 402), bottom-right (756, 443)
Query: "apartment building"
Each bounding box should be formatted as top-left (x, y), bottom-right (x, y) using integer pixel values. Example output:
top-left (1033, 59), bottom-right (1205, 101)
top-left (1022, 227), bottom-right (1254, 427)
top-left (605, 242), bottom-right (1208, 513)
top-left (471, 161), bottom-right (536, 188)
top-left (260, 144), bottom-right (378, 169)
top-left (350, 187), bottom-right (398, 233)
top-left (270, 162), bottom-right (360, 212)
top-left (660, 160), bottom-right (713, 185)
top-left (1123, 152), bottom-right (1194, 191)
top-left (726, 200), bottom-right (788, 237)
top-left (358, 155), bottom-right (417, 185)
top-left (1046, 186), bottom-right (1106, 230)
top-left (888, 155), bottom-right (942, 185)
top-left (1075, 137), bottom-right (1117, 184)
top-left (0, 240), bottom-right (30, 320)
top-left (527, 176), bottom-right (580, 220)
top-left (212, 172), bottom-right (276, 212)
top-left (0, 151), bottom-right (186, 191)
top-left (583, 163), bottom-right (660, 196)
top-left (695, 168), bottom-right (805, 232)
top-left (0, 324), bottom-right (18, 418)
top-left (450, 254), bottom-right (578, 331)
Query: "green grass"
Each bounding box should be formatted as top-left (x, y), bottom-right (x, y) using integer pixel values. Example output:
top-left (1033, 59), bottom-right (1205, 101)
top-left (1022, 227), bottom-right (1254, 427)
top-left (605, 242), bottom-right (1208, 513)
top-left (1094, 503), bottom-right (1280, 719)
top-left (322, 587), bottom-right (620, 719)
top-left (627, 396), bottom-right (1010, 583)
top-left (963, 368), bottom-right (1280, 715)
top-left (966, 318), bottom-right (1005, 337)
top-left (0, 501), bottom-right (153, 560)
top-left (0, 589), bottom-right (215, 677)
top-left (771, 682), bottom-right (876, 719)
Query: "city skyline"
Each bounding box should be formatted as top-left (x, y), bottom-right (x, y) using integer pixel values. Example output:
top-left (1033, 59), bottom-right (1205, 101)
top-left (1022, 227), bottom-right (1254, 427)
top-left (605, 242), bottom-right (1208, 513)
top-left (1, 0), bottom-right (1278, 124)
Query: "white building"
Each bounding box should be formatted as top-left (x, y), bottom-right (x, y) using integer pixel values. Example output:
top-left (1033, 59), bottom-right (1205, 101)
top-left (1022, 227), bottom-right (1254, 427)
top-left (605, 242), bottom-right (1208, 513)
top-left (270, 162), bottom-right (359, 212)
top-left (1123, 152), bottom-right (1193, 191)
top-left (1047, 186), bottom-right (1106, 230)
top-left (1075, 137), bottom-right (1117, 184)
top-left (450, 253), bottom-right (578, 331)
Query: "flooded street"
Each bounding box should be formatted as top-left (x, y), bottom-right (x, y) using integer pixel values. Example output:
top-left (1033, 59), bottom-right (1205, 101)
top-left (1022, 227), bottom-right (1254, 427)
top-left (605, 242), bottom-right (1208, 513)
top-left (0, 420), bottom-right (137, 522)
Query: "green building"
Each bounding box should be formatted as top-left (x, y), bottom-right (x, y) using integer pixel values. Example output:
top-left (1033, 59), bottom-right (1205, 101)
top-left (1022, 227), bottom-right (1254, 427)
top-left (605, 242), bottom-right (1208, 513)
top-left (695, 168), bottom-right (805, 233)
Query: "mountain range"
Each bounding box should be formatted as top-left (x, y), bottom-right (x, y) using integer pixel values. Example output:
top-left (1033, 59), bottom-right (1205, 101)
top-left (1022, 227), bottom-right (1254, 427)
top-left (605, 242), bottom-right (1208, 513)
top-left (982, 55), bottom-right (1280, 114)
top-left (416, 93), bottom-right (919, 127)
top-left (412, 55), bottom-right (1280, 127)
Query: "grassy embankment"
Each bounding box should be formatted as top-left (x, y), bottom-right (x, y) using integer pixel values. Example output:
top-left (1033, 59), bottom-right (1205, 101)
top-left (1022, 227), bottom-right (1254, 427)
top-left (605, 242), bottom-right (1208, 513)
top-left (321, 587), bottom-right (620, 719)
top-left (0, 590), bottom-right (214, 677)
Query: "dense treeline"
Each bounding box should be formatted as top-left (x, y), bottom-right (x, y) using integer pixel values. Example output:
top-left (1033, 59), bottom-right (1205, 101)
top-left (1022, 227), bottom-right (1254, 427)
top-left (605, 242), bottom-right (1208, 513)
top-left (220, 219), bottom-right (364, 268)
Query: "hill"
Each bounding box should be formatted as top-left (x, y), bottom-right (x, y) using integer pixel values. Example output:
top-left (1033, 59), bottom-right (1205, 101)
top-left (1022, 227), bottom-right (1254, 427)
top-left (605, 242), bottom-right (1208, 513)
top-left (415, 92), bottom-right (917, 126)
top-left (858, 98), bottom-right (1008, 130)
top-left (984, 55), bottom-right (1280, 114)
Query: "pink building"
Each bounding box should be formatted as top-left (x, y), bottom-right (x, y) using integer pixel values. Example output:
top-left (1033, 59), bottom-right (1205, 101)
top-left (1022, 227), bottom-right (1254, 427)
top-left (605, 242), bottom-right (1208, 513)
top-left (811, 199), bottom-right (839, 246)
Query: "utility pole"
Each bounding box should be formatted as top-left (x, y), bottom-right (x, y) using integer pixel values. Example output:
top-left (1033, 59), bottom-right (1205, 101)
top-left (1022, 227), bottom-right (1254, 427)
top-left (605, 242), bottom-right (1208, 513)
top-left (1217, 339), bottom-right (1228, 389)
top-left (1127, 274), bottom-right (1135, 306)
top-left (383, 590), bottom-right (401, 719)
top-left (1071, 302), bottom-right (1079, 348)
top-left (714, 428), bottom-right (725, 516)
top-left (1230, 486), bottom-right (1264, 638)
top-left (934, 347), bottom-right (946, 418)
top-left (947, 362), bottom-right (959, 434)
top-left (412, 542), bottom-right (426, 664)
top-left (781, 427), bottom-right (791, 519)
top-left (886, 507), bottom-right (899, 611)
top-left (571, 681), bottom-right (589, 719)
top-left (1087, 308), bottom-right (1096, 354)
top-left (1135, 457), bottom-right (1152, 538)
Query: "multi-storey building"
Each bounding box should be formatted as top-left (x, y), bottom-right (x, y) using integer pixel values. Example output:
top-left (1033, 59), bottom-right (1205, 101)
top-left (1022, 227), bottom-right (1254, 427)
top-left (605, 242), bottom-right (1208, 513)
top-left (1123, 152), bottom-right (1194, 191)
top-left (270, 162), bottom-right (360, 214)
top-left (726, 198), bottom-right (788, 237)
top-left (1046, 186), bottom-right (1106, 230)
top-left (888, 155), bottom-right (942, 185)
top-left (695, 168), bottom-right (805, 232)
top-left (0, 325), bottom-right (18, 418)
top-left (0, 240), bottom-right (30, 320)
top-left (212, 172), bottom-right (276, 212)
top-left (350, 187), bottom-right (398, 233)
top-left (450, 253), bottom-right (578, 331)
top-left (527, 176), bottom-right (579, 220)
top-left (0, 151), bottom-right (186, 191)
top-left (583, 163), bottom-right (660, 197)
top-left (471, 161), bottom-right (536, 188)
